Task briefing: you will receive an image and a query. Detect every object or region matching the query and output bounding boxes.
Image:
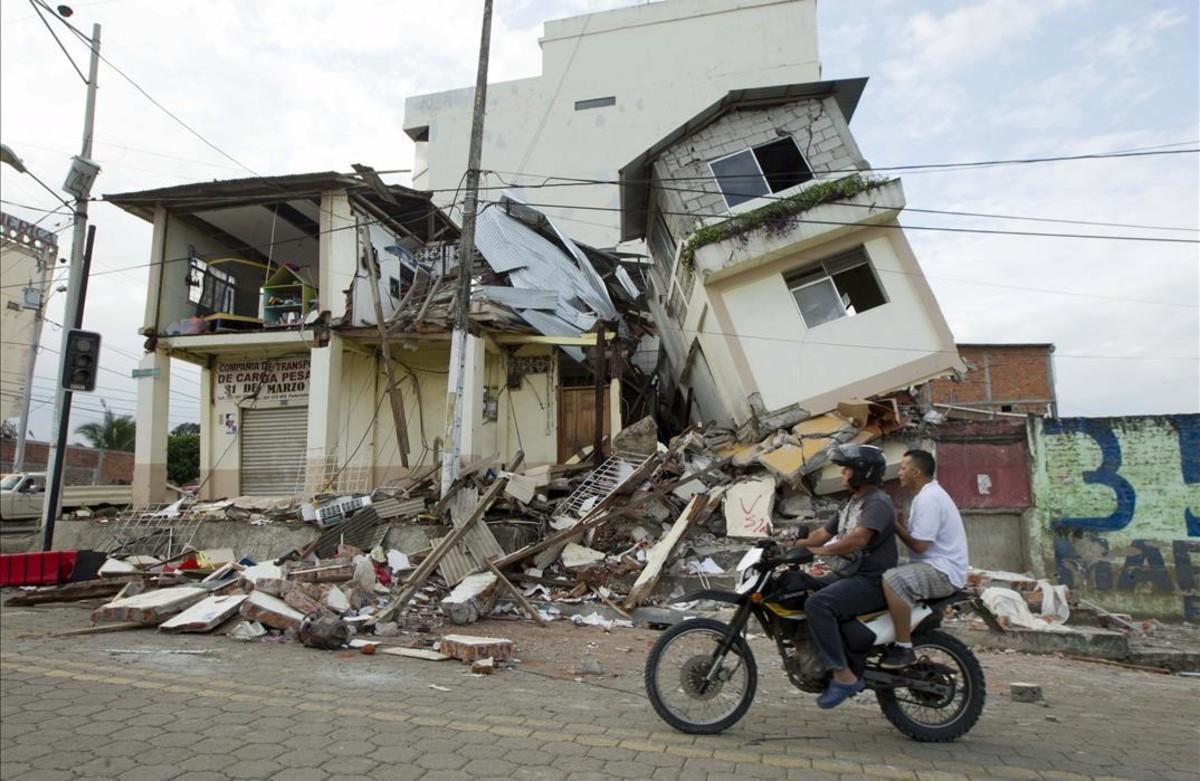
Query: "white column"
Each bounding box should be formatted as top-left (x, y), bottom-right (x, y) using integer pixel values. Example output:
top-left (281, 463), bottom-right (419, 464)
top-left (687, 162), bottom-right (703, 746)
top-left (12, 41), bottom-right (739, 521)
top-left (198, 364), bottom-right (214, 500)
top-left (459, 334), bottom-right (486, 462)
top-left (609, 377), bottom-right (622, 436)
top-left (132, 350), bottom-right (171, 506)
top-left (305, 335), bottom-right (344, 492)
top-left (319, 190), bottom-right (356, 322)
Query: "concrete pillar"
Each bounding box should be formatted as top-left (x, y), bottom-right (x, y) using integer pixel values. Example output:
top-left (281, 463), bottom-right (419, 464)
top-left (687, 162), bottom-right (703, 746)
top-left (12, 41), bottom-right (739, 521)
top-left (132, 350), bottom-right (171, 506)
top-left (319, 190), bottom-right (356, 321)
top-left (198, 364), bottom-right (214, 500)
top-left (460, 334), bottom-right (486, 462)
top-left (305, 335), bottom-right (344, 492)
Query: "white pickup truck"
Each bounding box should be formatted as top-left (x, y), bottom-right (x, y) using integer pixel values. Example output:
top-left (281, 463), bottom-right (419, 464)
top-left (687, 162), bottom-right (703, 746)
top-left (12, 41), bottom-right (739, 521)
top-left (0, 472), bottom-right (133, 522)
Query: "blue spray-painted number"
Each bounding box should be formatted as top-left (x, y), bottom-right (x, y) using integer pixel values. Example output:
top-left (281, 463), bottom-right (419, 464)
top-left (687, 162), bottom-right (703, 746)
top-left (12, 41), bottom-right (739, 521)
top-left (1045, 418), bottom-right (1136, 532)
top-left (1174, 415), bottom-right (1200, 537)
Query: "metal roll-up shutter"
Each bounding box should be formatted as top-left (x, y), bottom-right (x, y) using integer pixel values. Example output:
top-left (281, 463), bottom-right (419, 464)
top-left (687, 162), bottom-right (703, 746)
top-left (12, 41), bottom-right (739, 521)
top-left (240, 405), bottom-right (308, 496)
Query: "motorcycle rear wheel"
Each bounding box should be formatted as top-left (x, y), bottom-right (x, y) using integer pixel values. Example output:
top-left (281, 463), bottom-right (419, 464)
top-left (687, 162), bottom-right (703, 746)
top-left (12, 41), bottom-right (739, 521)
top-left (876, 629), bottom-right (986, 742)
top-left (644, 617), bottom-right (757, 734)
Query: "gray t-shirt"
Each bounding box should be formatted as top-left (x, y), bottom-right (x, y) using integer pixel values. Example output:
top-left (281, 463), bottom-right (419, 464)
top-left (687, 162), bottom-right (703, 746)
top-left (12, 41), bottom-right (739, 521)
top-left (823, 486), bottom-right (898, 578)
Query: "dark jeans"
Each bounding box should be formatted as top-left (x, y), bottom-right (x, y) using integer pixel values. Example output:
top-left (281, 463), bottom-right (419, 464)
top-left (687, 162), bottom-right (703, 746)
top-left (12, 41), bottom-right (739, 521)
top-left (805, 574), bottom-right (887, 671)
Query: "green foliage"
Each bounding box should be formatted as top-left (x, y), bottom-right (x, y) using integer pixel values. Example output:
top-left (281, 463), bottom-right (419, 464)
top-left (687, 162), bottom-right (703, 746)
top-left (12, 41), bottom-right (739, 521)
top-left (74, 409), bottom-right (136, 452)
top-left (167, 433), bottom-right (200, 485)
top-left (678, 174), bottom-right (887, 270)
top-left (171, 422), bottom-right (200, 436)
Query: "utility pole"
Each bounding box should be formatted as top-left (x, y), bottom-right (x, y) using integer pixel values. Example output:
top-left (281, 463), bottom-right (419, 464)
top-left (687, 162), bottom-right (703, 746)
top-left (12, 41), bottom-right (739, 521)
top-left (440, 0), bottom-right (492, 497)
top-left (41, 22), bottom-right (101, 550)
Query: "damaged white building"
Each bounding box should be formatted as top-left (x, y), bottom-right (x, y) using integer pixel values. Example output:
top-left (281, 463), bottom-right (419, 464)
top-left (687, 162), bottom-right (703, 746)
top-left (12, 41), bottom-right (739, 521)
top-left (107, 173), bottom-right (644, 505)
top-left (618, 79), bottom-right (964, 435)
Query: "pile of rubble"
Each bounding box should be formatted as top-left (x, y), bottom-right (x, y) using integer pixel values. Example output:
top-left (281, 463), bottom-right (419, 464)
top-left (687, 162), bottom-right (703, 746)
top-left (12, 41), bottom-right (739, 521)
top-left (8, 395), bottom-right (932, 667)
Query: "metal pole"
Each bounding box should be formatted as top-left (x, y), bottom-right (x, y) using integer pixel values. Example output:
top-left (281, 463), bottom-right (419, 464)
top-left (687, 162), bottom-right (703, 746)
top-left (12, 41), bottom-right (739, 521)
top-left (41, 225), bottom-right (95, 551)
top-left (41, 23), bottom-right (100, 550)
top-left (592, 322), bottom-right (607, 465)
top-left (440, 0), bottom-right (492, 497)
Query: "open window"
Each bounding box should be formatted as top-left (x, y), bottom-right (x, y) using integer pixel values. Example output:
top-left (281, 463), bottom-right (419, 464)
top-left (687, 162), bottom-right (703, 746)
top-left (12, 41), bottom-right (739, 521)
top-left (186, 251), bottom-right (237, 314)
top-left (785, 246), bottom-right (887, 328)
top-left (709, 136), bottom-right (812, 209)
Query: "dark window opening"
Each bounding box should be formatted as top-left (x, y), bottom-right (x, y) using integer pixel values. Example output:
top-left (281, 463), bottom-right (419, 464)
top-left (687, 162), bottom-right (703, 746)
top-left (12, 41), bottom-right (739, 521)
top-left (575, 96), bottom-right (616, 111)
top-left (710, 136), bottom-right (812, 209)
top-left (1001, 404), bottom-right (1014, 413)
top-left (784, 247), bottom-right (886, 328)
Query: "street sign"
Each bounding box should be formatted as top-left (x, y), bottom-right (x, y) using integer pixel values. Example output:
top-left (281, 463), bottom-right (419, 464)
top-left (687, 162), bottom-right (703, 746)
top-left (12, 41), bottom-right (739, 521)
top-left (131, 367), bottom-right (160, 379)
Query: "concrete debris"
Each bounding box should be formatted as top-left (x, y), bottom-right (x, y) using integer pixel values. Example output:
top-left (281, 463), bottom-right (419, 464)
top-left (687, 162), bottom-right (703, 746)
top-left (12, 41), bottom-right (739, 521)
top-left (160, 594), bottom-right (248, 633)
top-left (440, 634), bottom-right (514, 663)
top-left (440, 573), bottom-right (499, 625)
top-left (31, 389), bottom-right (989, 670)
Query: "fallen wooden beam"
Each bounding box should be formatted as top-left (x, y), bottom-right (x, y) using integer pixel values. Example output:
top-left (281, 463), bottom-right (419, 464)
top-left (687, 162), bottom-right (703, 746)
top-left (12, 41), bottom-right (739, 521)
top-left (15, 622), bottom-right (149, 639)
top-left (375, 479), bottom-right (506, 622)
top-left (5, 579), bottom-right (126, 606)
top-left (484, 557), bottom-right (547, 627)
top-left (624, 495), bottom-right (707, 610)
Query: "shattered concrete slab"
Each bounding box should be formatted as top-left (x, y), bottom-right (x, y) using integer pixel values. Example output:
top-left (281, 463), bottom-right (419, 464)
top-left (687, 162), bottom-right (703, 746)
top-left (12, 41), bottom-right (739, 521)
top-left (724, 477), bottom-right (775, 538)
top-left (92, 586), bottom-right (209, 626)
top-left (240, 591), bottom-right (304, 631)
top-left (160, 594), bottom-right (248, 633)
top-left (440, 572), bottom-right (498, 625)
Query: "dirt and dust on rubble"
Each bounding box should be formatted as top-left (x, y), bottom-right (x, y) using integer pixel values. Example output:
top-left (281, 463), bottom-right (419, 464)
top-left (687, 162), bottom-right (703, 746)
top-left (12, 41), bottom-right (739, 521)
top-left (6, 393), bottom-right (1197, 678)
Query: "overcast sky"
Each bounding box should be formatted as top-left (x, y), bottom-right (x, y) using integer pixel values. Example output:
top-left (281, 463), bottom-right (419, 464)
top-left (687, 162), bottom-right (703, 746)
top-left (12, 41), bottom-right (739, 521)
top-left (1, 0), bottom-right (1196, 445)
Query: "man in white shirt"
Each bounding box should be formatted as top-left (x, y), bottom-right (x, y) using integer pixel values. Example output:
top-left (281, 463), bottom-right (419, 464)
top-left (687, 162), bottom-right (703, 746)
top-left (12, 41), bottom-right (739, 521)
top-left (880, 448), bottom-right (969, 669)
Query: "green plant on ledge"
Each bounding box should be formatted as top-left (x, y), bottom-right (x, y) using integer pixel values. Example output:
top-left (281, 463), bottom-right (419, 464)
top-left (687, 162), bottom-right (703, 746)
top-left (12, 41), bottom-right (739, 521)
top-left (678, 174), bottom-right (888, 270)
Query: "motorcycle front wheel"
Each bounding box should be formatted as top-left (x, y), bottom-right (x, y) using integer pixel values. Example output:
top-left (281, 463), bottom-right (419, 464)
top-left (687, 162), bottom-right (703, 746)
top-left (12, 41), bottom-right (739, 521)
top-left (644, 617), bottom-right (757, 734)
top-left (876, 629), bottom-right (986, 742)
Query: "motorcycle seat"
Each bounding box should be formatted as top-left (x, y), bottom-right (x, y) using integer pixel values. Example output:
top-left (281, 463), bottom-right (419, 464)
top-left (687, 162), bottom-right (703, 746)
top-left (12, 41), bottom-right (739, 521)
top-left (920, 590), bottom-right (969, 612)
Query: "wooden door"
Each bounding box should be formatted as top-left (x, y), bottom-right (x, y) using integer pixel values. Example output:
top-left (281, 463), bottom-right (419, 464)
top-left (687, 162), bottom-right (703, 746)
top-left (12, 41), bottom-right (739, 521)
top-left (557, 386), bottom-right (610, 463)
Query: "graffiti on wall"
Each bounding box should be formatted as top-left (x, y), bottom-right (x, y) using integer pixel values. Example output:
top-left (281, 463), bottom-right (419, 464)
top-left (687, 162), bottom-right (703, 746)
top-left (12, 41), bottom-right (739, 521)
top-left (1042, 415), bottom-right (1199, 619)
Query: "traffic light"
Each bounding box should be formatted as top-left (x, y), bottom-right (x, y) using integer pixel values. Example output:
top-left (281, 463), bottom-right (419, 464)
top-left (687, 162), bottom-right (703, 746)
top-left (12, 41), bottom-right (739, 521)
top-left (61, 329), bottom-right (101, 392)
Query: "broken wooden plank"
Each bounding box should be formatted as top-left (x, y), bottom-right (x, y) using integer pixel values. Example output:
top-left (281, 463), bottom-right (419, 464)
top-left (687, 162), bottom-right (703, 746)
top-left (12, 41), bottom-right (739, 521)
top-left (624, 495), bottom-right (707, 610)
top-left (483, 556), bottom-right (548, 627)
top-left (375, 479), bottom-right (506, 622)
top-left (360, 223), bottom-right (411, 468)
top-left (4, 579), bottom-right (126, 606)
top-left (15, 622), bottom-right (149, 640)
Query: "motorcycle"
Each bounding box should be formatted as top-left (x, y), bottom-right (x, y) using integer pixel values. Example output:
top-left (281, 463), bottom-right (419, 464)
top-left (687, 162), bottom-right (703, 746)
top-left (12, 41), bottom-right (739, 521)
top-left (644, 539), bottom-right (986, 741)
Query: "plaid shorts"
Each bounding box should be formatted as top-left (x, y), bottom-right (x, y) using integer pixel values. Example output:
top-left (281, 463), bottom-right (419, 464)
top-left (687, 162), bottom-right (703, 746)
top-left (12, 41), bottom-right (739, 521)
top-left (883, 562), bottom-right (956, 607)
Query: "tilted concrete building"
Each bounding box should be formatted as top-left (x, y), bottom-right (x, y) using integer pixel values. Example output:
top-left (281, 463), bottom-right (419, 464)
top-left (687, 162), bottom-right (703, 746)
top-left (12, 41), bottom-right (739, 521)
top-left (618, 79), bottom-right (965, 433)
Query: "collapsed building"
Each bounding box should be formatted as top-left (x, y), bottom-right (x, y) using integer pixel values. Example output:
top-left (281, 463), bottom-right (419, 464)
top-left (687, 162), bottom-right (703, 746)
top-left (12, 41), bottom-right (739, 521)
top-left (106, 174), bottom-right (651, 508)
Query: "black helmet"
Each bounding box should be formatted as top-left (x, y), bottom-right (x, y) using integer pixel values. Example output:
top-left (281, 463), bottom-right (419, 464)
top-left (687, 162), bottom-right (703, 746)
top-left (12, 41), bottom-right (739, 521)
top-left (830, 443), bottom-right (886, 488)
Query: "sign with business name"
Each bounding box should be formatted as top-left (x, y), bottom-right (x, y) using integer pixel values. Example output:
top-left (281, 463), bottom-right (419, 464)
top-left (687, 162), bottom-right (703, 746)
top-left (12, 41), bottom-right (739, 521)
top-left (215, 356), bottom-right (310, 402)
top-left (131, 368), bottom-right (160, 379)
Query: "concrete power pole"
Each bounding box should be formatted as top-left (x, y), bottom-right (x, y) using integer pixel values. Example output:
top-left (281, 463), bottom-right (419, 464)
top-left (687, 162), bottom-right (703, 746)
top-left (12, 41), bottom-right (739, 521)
top-left (41, 22), bottom-right (101, 550)
top-left (439, 0), bottom-right (493, 497)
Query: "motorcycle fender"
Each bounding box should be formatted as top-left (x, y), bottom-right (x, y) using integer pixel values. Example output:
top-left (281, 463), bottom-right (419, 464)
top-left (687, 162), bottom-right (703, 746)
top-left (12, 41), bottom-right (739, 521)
top-left (858, 604), bottom-right (934, 646)
top-left (676, 589), bottom-right (746, 606)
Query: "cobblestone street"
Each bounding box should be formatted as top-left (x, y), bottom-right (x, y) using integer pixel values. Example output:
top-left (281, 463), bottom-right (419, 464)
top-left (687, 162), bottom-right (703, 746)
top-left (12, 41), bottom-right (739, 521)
top-left (1, 602), bottom-right (1197, 781)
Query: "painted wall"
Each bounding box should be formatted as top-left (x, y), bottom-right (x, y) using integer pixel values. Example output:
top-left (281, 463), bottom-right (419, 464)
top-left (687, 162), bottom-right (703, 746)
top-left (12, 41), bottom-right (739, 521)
top-left (0, 217), bottom-right (56, 421)
top-left (1031, 415), bottom-right (1200, 620)
top-left (404, 0), bottom-right (820, 248)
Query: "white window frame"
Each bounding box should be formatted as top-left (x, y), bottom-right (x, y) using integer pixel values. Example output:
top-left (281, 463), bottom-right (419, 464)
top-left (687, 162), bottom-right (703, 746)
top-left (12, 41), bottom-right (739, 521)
top-left (708, 137), bottom-right (813, 213)
top-left (785, 248), bottom-right (887, 329)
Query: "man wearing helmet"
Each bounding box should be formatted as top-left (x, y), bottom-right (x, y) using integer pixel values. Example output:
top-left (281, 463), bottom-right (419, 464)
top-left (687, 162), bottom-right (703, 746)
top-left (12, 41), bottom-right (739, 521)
top-left (789, 443), bottom-right (897, 709)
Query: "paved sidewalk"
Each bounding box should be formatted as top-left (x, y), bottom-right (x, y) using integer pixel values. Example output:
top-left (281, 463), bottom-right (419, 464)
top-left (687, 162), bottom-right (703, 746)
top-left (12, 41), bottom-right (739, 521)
top-left (1, 602), bottom-right (1197, 781)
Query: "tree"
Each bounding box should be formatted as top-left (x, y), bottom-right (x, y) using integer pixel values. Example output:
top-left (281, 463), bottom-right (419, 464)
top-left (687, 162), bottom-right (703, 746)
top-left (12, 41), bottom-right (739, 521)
top-left (167, 431), bottom-right (200, 485)
top-left (171, 422), bottom-right (200, 436)
top-left (74, 409), bottom-right (136, 452)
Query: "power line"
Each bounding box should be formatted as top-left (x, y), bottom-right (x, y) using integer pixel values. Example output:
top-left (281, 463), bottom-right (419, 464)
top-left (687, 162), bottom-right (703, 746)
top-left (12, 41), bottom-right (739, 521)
top-left (650, 323), bottom-right (1199, 362)
top-left (489, 198), bottom-right (1200, 245)
top-left (26, 0), bottom-right (87, 84)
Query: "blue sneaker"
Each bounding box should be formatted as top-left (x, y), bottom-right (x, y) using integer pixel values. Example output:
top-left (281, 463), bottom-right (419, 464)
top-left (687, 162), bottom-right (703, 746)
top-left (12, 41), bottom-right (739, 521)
top-left (817, 677), bottom-right (865, 709)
